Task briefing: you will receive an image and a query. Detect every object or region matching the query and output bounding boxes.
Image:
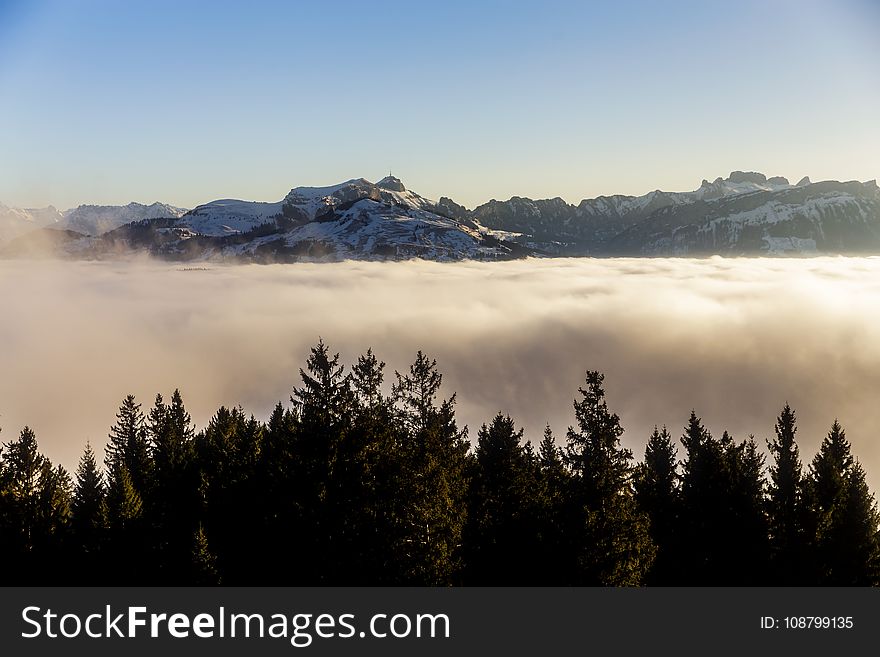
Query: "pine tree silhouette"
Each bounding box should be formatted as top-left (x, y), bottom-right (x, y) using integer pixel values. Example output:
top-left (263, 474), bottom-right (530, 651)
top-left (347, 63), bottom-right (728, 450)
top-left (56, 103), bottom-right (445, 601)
top-left (635, 426), bottom-right (680, 584)
top-left (465, 413), bottom-right (540, 584)
top-left (71, 443), bottom-right (107, 571)
top-left (563, 372), bottom-right (655, 585)
top-left (767, 404), bottom-right (808, 584)
top-left (806, 421), bottom-right (880, 585)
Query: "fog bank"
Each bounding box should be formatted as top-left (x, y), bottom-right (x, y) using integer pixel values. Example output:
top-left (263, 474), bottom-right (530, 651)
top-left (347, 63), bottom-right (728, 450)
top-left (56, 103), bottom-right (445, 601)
top-left (1, 257), bottom-right (879, 493)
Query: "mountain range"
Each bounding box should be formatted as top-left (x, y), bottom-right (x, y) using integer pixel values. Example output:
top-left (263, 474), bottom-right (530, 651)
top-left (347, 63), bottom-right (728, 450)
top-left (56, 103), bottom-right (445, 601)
top-left (2, 171), bottom-right (879, 261)
top-left (0, 201), bottom-right (186, 244)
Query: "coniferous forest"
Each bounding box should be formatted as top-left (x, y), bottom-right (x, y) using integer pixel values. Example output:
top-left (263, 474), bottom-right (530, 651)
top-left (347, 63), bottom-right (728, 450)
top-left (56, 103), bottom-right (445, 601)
top-left (1, 341), bottom-right (879, 586)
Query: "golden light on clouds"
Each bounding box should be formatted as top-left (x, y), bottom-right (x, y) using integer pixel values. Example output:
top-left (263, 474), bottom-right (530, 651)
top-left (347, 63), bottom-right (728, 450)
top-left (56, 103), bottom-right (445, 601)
top-left (2, 257), bottom-right (880, 493)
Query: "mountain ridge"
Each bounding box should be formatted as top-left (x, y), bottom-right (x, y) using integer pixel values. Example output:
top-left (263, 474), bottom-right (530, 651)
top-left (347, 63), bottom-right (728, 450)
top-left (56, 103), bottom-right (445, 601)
top-left (2, 171), bottom-right (879, 260)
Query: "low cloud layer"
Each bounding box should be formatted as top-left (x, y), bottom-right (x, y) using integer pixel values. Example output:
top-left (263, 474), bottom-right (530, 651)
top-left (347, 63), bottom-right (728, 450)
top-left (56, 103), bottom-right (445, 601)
top-left (2, 257), bottom-right (880, 493)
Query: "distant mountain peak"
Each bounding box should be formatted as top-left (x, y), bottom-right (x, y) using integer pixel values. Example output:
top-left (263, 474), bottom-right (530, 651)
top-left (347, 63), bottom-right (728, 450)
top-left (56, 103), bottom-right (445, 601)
top-left (797, 176), bottom-right (812, 187)
top-left (727, 171), bottom-right (767, 184)
top-left (56, 201), bottom-right (187, 236)
top-left (376, 175), bottom-right (406, 192)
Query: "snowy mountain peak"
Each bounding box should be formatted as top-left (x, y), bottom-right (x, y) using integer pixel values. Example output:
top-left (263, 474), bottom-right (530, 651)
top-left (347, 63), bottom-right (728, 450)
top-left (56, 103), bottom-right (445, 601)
top-left (727, 171), bottom-right (767, 185)
top-left (284, 178), bottom-right (377, 205)
top-left (691, 171), bottom-right (792, 201)
top-left (0, 204), bottom-right (64, 243)
top-left (376, 175), bottom-right (406, 192)
top-left (57, 201), bottom-right (187, 236)
top-left (84, 175), bottom-right (523, 262)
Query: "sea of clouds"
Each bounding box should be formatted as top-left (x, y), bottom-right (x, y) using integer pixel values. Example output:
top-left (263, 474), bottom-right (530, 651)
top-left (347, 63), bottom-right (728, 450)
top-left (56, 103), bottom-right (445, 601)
top-left (1, 256), bottom-right (879, 493)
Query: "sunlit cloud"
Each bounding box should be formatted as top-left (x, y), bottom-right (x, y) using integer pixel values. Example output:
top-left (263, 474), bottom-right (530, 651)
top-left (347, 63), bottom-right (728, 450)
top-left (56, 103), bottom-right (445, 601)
top-left (1, 256), bottom-right (879, 495)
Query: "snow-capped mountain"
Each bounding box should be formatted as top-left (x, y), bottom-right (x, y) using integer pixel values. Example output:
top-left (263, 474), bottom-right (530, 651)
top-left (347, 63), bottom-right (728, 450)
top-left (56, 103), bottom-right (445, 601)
top-left (473, 172), bottom-right (795, 242)
top-left (181, 176), bottom-right (450, 237)
top-left (605, 179), bottom-right (880, 255)
top-left (49, 176), bottom-right (529, 262)
top-left (181, 199), bottom-right (286, 236)
top-left (56, 201), bottom-right (188, 236)
top-left (3, 171), bottom-right (879, 260)
top-left (473, 172), bottom-right (880, 255)
top-left (0, 201), bottom-right (185, 245)
top-left (690, 171), bottom-right (795, 201)
top-left (0, 203), bottom-right (62, 243)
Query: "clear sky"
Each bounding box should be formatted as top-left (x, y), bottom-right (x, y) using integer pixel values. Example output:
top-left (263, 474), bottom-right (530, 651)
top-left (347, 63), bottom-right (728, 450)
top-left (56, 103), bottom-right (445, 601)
top-left (1, 0), bottom-right (878, 210)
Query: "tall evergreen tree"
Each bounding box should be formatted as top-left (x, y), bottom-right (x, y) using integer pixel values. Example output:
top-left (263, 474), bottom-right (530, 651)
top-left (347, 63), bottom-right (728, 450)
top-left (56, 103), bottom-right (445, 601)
top-left (147, 390), bottom-right (198, 582)
top-left (194, 406), bottom-right (262, 583)
top-left (254, 401), bottom-right (299, 584)
top-left (292, 340), bottom-right (353, 431)
top-left (332, 349), bottom-right (403, 583)
top-left (464, 413), bottom-right (540, 584)
top-left (806, 421), bottom-right (880, 585)
top-left (834, 461), bottom-right (880, 585)
top-left (563, 372), bottom-right (655, 585)
top-left (766, 404), bottom-right (807, 584)
top-left (289, 340), bottom-right (355, 583)
top-left (723, 433), bottom-right (770, 583)
top-left (679, 415), bottom-right (769, 583)
top-left (106, 395), bottom-right (152, 501)
top-left (678, 411), bottom-right (725, 583)
top-left (533, 425), bottom-right (571, 584)
top-left (392, 351), bottom-right (470, 585)
top-left (0, 426), bottom-right (45, 560)
top-left (634, 426), bottom-right (680, 584)
top-left (151, 390), bottom-right (195, 479)
top-left (71, 443), bottom-right (106, 568)
top-left (0, 427), bottom-right (72, 583)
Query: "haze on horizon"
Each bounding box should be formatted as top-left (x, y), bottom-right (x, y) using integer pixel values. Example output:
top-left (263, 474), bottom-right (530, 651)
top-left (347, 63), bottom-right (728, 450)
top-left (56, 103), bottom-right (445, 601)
top-left (0, 0), bottom-right (878, 210)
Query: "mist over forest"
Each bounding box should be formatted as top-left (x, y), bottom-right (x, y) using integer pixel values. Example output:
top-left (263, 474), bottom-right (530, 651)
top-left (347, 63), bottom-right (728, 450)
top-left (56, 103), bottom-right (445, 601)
top-left (1, 256), bottom-right (879, 494)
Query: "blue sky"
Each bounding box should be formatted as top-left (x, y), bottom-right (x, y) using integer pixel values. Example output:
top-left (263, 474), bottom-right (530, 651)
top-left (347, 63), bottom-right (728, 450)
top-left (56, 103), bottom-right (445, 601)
top-left (1, 0), bottom-right (878, 209)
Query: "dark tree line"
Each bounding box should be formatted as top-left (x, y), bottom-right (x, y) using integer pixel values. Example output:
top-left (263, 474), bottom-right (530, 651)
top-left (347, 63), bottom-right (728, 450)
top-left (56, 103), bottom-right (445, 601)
top-left (1, 342), bottom-right (879, 586)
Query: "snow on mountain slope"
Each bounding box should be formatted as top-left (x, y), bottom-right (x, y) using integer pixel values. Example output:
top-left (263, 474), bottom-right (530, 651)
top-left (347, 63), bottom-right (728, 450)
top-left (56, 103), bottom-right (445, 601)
top-left (177, 176), bottom-right (467, 244)
top-left (57, 202), bottom-right (187, 236)
top-left (67, 176), bottom-right (528, 262)
top-left (473, 171), bottom-right (876, 254)
top-left (577, 172), bottom-right (793, 219)
top-left (180, 178), bottom-right (414, 237)
top-left (249, 196), bottom-right (488, 261)
top-left (690, 171), bottom-right (793, 200)
top-left (281, 178), bottom-right (382, 221)
top-left (6, 171), bottom-right (878, 261)
top-left (606, 180), bottom-right (880, 255)
top-left (282, 176), bottom-right (436, 221)
top-left (213, 179), bottom-right (502, 261)
top-left (0, 203), bottom-right (63, 243)
top-left (182, 199), bottom-right (285, 236)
